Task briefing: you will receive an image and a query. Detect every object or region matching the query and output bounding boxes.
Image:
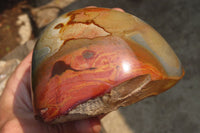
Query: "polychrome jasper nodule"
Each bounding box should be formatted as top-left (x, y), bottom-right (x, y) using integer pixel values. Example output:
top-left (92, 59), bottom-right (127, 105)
top-left (32, 7), bottom-right (184, 123)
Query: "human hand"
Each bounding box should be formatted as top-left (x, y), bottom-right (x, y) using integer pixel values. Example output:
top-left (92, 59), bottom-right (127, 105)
top-left (0, 7), bottom-right (124, 133)
top-left (0, 52), bottom-right (101, 133)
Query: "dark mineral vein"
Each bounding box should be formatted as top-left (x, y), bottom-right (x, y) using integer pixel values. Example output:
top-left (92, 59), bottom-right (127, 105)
top-left (51, 61), bottom-right (96, 77)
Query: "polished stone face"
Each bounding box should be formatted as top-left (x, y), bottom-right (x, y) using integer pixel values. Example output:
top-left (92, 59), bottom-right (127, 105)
top-left (32, 7), bottom-right (184, 122)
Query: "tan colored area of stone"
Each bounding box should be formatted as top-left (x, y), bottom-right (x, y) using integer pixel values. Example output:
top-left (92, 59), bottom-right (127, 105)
top-left (60, 23), bottom-right (110, 40)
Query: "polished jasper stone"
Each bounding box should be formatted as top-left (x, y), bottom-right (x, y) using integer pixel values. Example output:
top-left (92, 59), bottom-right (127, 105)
top-left (32, 7), bottom-right (184, 123)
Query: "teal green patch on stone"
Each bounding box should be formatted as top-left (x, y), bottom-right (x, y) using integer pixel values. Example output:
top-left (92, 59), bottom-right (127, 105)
top-left (32, 47), bottom-right (51, 72)
top-left (131, 34), bottom-right (182, 77)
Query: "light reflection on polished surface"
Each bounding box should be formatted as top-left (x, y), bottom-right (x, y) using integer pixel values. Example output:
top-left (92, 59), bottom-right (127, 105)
top-left (122, 61), bottom-right (131, 73)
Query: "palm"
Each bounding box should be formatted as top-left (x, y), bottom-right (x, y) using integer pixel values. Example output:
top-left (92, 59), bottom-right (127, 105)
top-left (0, 52), bottom-right (100, 133)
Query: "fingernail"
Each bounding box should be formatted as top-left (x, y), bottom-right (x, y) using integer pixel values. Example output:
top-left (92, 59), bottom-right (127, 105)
top-left (89, 118), bottom-right (101, 133)
top-left (92, 124), bottom-right (101, 133)
top-left (112, 8), bottom-right (125, 12)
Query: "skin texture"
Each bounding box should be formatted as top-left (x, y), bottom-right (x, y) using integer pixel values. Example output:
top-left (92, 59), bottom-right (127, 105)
top-left (0, 52), bottom-right (101, 133)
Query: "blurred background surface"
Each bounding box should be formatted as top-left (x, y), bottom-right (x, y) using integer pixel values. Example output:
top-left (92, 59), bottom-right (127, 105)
top-left (0, 0), bottom-right (199, 133)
